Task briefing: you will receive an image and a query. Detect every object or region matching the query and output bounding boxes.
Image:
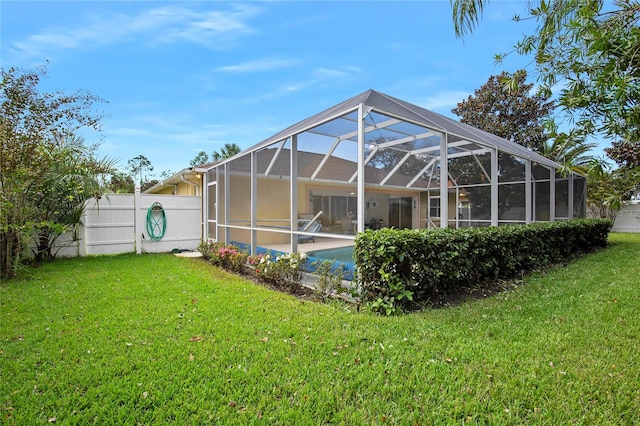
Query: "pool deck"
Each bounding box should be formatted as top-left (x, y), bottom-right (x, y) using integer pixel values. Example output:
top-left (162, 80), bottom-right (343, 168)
top-left (263, 237), bottom-right (355, 254)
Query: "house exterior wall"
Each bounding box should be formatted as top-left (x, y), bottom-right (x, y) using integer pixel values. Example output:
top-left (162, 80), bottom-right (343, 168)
top-left (145, 176), bottom-right (201, 196)
top-left (153, 187), bottom-right (175, 195)
top-left (176, 179), bottom-right (200, 196)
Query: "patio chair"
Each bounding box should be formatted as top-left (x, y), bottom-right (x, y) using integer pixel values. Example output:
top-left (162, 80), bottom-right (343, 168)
top-left (298, 221), bottom-right (322, 244)
top-left (341, 215), bottom-right (355, 234)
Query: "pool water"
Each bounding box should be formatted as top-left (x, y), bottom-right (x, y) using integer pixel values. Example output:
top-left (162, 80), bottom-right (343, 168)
top-left (307, 246), bottom-right (355, 263)
top-left (306, 246), bottom-right (355, 280)
top-left (229, 241), bottom-right (356, 280)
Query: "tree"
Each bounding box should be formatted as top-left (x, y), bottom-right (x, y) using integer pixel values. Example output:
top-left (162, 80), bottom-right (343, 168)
top-left (605, 140), bottom-right (640, 170)
top-left (159, 170), bottom-right (174, 180)
top-left (31, 131), bottom-right (115, 262)
top-left (107, 172), bottom-right (135, 193)
top-left (539, 130), bottom-right (598, 176)
top-left (190, 150), bottom-right (210, 166)
top-left (141, 179), bottom-right (159, 192)
top-left (452, 70), bottom-right (555, 152)
top-left (212, 143), bottom-right (241, 161)
top-left (451, 0), bottom-right (640, 144)
top-left (590, 138), bottom-right (640, 218)
top-left (366, 137), bottom-right (430, 178)
top-left (127, 154), bottom-right (154, 186)
top-left (1, 65), bottom-right (113, 278)
top-left (588, 163), bottom-right (640, 220)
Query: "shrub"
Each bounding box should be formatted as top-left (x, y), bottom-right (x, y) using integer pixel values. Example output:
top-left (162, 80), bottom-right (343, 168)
top-left (198, 239), bottom-right (224, 261)
top-left (200, 241), bottom-right (248, 273)
top-left (354, 219), bottom-right (612, 314)
top-left (312, 260), bottom-right (347, 303)
top-left (248, 251), bottom-right (306, 288)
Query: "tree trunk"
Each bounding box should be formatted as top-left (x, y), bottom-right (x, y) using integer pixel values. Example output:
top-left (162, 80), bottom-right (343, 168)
top-left (1, 230), bottom-right (21, 279)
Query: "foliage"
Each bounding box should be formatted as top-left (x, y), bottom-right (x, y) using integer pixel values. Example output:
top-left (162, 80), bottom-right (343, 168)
top-left (588, 137), bottom-right (639, 219)
top-left (248, 251), bottom-right (306, 288)
top-left (140, 179), bottom-right (159, 192)
top-left (452, 70), bottom-right (555, 152)
top-left (158, 169), bottom-right (174, 180)
top-left (190, 150), bottom-right (210, 167)
top-left (2, 235), bottom-right (639, 423)
top-left (452, 0), bottom-right (640, 144)
top-left (366, 136), bottom-right (430, 177)
top-left (127, 154), bottom-right (153, 186)
top-left (1, 64), bottom-right (113, 278)
top-left (540, 130), bottom-right (598, 176)
top-left (605, 140), bottom-right (640, 169)
top-left (450, 68), bottom-right (597, 177)
top-left (588, 166), bottom-right (640, 219)
top-left (311, 260), bottom-right (347, 303)
top-left (354, 219), bottom-right (612, 314)
top-left (197, 238), bottom-right (223, 261)
top-left (106, 173), bottom-right (135, 193)
top-left (30, 132), bottom-right (114, 262)
top-left (199, 240), bottom-right (248, 273)
top-left (212, 143), bottom-right (241, 161)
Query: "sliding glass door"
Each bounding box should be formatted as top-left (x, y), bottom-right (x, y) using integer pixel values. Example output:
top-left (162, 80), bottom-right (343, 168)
top-left (389, 197), bottom-right (412, 229)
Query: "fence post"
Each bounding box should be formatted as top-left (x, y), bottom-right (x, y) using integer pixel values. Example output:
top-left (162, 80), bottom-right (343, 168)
top-left (78, 199), bottom-right (88, 257)
top-left (135, 186), bottom-right (142, 254)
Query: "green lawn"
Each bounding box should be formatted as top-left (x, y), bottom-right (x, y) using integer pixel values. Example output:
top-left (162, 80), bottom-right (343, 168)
top-left (1, 233), bottom-right (639, 424)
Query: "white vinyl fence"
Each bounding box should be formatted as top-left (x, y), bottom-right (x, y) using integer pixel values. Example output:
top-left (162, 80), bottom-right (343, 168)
top-left (55, 190), bottom-right (202, 257)
top-left (612, 204), bottom-right (640, 233)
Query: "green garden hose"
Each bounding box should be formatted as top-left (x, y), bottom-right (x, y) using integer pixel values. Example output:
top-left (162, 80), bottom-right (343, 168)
top-left (146, 202), bottom-right (166, 240)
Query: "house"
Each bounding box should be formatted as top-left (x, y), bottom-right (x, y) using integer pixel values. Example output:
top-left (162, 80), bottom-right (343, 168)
top-left (163, 89), bottom-right (588, 257)
top-left (144, 166), bottom-right (210, 196)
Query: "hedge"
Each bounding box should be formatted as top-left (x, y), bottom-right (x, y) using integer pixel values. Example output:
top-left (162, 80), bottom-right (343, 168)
top-left (353, 219), bottom-right (612, 313)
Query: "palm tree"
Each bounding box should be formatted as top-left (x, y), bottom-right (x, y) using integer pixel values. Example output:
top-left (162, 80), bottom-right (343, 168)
top-left (34, 131), bottom-right (117, 261)
top-left (212, 143), bottom-right (241, 161)
top-left (540, 132), bottom-right (597, 177)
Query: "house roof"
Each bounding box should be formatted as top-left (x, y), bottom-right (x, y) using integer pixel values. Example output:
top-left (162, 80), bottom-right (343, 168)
top-left (143, 167), bottom-right (206, 194)
top-left (234, 89), bottom-right (562, 170)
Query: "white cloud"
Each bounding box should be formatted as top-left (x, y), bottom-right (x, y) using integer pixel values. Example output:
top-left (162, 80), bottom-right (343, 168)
top-left (107, 114), bottom-right (226, 144)
top-left (312, 68), bottom-right (350, 79)
top-left (5, 4), bottom-right (262, 64)
top-left (216, 58), bottom-right (300, 73)
top-left (283, 66), bottom-right (359, 92)
top-left (215, 65), bottom-right (360, 105)
top-left (100, 113), bottom-right (235, 173)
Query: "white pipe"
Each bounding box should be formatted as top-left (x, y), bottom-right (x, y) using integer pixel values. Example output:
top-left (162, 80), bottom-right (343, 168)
top-left (181, 175), bottom-right (199, 196)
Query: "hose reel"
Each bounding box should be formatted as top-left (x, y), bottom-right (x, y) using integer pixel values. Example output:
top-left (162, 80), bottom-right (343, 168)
top-left (146, 202), bottom-right (166, 240)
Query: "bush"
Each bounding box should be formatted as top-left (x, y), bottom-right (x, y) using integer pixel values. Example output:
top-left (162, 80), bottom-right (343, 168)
top-left (198, 240), bottom-right (248, 273)
top-left (198, 239), bottom-right (223, 261)
top-left (312, 260), bottom-right (347, 303)
top-left (354, 219), bottom-right (612, 314)
top-left (247, 251), bottom-right (306, 288)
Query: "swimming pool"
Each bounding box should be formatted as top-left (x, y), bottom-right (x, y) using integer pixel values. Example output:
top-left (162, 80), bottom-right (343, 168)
top-left (307, 246), bottom-right (355, 263)
top-left (306, 246), bottom-right (355, 280)
top-left (229, 241), bottom-right (356, 280)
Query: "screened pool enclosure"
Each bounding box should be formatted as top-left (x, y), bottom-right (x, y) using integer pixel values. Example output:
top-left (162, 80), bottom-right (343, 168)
top-left (203, 90), bottom-right (586, 257)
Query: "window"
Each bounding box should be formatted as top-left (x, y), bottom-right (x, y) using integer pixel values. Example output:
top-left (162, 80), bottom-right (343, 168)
top-left (429, 196), bottom-right (441, 218)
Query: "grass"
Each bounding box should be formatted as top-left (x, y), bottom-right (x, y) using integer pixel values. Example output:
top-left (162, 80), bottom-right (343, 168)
top-left (1, 233), bottom-right (639, 424)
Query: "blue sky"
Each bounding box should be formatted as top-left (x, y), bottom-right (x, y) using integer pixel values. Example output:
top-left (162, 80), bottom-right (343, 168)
top-left (1, 1), bottom-right (605, 177)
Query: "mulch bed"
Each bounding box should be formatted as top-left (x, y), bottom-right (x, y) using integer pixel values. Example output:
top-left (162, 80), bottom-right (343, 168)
top-left (200, 257), bottom-right (524, 311)
top-left (416, 278), bottom-right (523, 310)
